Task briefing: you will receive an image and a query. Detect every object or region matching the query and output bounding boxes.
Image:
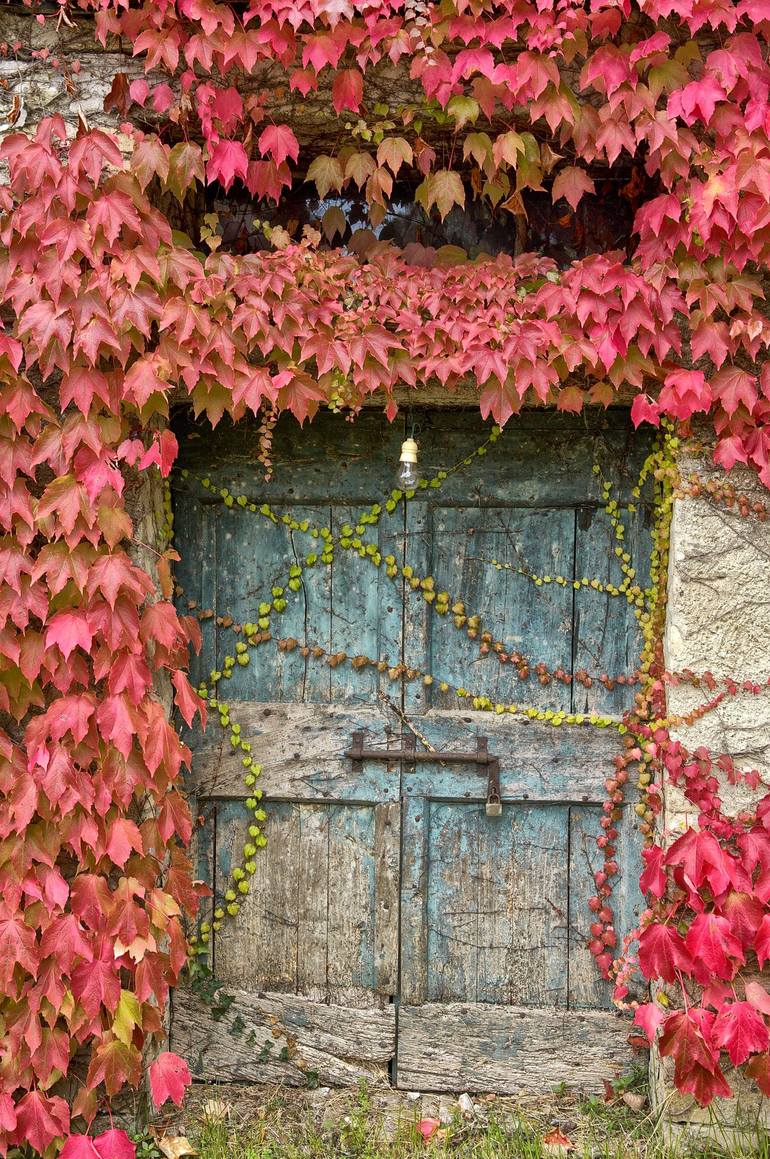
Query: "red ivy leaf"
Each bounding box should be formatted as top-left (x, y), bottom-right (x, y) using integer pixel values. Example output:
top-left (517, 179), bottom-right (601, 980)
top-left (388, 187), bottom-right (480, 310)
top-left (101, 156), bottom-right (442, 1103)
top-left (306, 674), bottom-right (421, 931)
top-left (332, 69), bottom-right (364, 114)
top-left (746, 1052), bottom-right (770, 1097)
top-left (713, 1001), bottom-right (770, 1066)
top-left (639, 845), bottom-right (666, 898)
top-left (14, 1091), bottom-right (69, 1153)
top-left (638, 923), bottom-right (692, 983)
top-left (754, 913), bottom-right (770, 968)
top-left (684, 912), bottom-right (744, 984)
top-left (60, 1136), bottom-right (101, 1159)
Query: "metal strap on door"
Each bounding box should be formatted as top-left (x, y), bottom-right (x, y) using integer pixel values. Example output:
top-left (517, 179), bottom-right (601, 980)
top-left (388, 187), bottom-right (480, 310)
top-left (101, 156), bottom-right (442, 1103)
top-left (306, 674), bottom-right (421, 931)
top-left (346, 732), bottom-right (502, 816)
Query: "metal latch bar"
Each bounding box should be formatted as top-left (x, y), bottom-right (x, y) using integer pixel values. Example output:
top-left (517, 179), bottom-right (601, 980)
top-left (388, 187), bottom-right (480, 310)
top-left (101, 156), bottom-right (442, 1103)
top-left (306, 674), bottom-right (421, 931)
top-left (346, 732), bottom-right (504, 815)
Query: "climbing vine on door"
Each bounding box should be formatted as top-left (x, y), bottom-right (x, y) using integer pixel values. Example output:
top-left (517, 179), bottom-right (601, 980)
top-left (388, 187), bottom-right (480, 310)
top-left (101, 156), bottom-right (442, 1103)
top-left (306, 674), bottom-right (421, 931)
top-left (171, 411), bottom-right (671, 1015)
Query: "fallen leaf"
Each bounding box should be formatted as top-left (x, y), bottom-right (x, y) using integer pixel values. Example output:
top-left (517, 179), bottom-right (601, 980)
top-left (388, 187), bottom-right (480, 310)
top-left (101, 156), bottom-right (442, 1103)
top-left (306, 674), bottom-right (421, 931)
top-left (416, 1118), bottom-right (441, 1143)
top-left (543, 1126), bottom-right (574, 1154)
top-left (200, 1098), bottom-right (231, 1124)
top-left (622, 1091), bottom-right (647, 1113)
top-left (159, 1137), bottom-right (197, 1159)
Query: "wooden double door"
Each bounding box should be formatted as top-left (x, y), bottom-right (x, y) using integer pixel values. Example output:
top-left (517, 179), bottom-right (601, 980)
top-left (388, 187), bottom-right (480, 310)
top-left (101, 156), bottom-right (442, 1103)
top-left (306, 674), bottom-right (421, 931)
top-left (172, 409), bottom-right (649, 1092)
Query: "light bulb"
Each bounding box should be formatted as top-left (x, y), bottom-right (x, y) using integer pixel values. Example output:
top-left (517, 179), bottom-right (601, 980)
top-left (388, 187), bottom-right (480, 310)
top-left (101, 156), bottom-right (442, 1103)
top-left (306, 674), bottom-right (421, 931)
top-left (396, 438), bottom-right (419, 489)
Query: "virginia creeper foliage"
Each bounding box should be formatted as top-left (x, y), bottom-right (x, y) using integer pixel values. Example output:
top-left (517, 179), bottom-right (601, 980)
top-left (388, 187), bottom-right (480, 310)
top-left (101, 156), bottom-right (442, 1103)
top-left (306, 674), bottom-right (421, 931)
top-left (2, 0), bottom-right (770, 1149)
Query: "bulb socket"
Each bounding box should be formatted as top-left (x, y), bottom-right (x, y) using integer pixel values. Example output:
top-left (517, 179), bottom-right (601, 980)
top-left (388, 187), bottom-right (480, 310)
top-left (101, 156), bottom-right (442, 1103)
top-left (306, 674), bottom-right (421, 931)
top-left (399, 438), bottom-right (418, 465)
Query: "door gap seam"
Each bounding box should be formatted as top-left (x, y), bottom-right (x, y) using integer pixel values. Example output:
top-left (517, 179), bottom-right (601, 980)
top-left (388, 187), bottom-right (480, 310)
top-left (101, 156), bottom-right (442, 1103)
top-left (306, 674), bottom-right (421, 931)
top-left (569, 508), bottom-right (579, 716)
top-left (566, 805), bottom-right (572, 1011)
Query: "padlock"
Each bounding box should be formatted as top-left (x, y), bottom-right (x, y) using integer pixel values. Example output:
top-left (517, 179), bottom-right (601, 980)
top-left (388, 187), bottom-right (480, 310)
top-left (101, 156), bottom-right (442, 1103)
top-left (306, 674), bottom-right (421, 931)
top-left (485, 795), bottom-right (502, 818)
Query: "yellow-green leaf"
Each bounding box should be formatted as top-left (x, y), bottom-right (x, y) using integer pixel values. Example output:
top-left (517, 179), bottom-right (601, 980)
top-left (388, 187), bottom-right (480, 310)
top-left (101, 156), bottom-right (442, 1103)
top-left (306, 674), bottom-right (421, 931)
top-left (416, 170), bottom-right (465, 221)
top-left (376, 136), bottom-right (413, 177)
top-left (321, 206), bottom-right (346, 243)
top-left (492, 131), bottom-right (526, 169)
top-left (463, 132), bottom-right (493, 173)
top-left (344, 151), bottom-right (376, 188)
top-left (113, 989), bottom-right (142, 1046)
top-left (307, 155), bottom-right (345, 199)
top-left (447, 95), bottom-right (480, 132)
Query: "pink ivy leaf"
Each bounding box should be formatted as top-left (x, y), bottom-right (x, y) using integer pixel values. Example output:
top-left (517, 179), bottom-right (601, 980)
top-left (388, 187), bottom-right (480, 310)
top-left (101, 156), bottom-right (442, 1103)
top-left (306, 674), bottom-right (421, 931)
top-left (60, 1137), bottom-right (101, 1159)
top-left (45, 612), bottom-right (93, 661)
top-left (0, 1093), bottom-right (16, 1133)
top-left (658, 369), bottom-right (712, 420)
top-left (746, 981), bottom-right (770, 1017)
top-left (149, 1052), bottom-right (192, 1108)
top-left (206, 139), bottom-right (249, 192)
top-left (105, 817), bottom-right (143, 869)
top-left (552, 166), bottom-right (595, 211)
top-left (416, 1118), bottom-right (441, 1142)
top-left (714, 434), bottom-right (748, 471)
top-left (171, 669), bottom-right (206, 728)
top-left (128, 79), bottom-right (150, 107)
top-left (151, 84), bottom-right (175, 113)
top-left (258, 124), bottom-right (299, 167)
top-left (630, 395), bottom-right (660, 428)
top-left (138, 430), bottom-right (178, 478)
top-left (633, 1002), bottom-right (666, 1044)
top-left (94, 1129), bottom-right (137, 1159)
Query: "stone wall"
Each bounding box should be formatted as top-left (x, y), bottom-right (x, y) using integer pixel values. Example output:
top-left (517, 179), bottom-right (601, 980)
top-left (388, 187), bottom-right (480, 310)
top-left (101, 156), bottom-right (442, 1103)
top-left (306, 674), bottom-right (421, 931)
top-left (654, 448), bottom-right (770, 1139)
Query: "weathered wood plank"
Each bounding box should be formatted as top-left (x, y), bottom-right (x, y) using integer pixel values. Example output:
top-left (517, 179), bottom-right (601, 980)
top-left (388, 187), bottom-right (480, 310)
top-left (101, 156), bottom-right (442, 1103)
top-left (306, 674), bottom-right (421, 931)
top-left (399, 795), bottom-right (429, 1005)
top-left (214, 800), bottom-right (300, 991)
top-left (572, 505), bottom-right (651, 716)
top-left (492, 805), bottom-right (569, 1008)
top-left (373, 800), bottom-right (400, 998)
top-left (420, 505), bottom-right (575, 711)
top-left (172, 986), bottom-right (395, 1088)
top-left (402, 500), bottom-right (430, 718)
top-left (476, 804), bottom-right (511, 1006)
top-left (214, 502), bottom-right (333, 703)
top-left (567, 805), bottom-right (608, 1010)
top-left (403, 410), bottom-right (652, 507)
top-left (177, 409), bottom-right (406, 507)
top-left (331, 507), bottom-right (404, 706)
top-left (297, 804), bottom-right (329, 1002)
top-left (426, 801), bottom-right (479, 1003)
top-left (396, 1004), bottom-right (632, 1093)
top-left (414, 799), bottom-right (570, 1008)
top-left (174, 494), bottom-right (217, 691)
top-left (176, 410), bottom-right (652, 508)
top-left (187, 703), bottom-right (623, 802)
top-left (327, 804), bottom-right (378, 1007)
top-left (568, 805), bottom-right (641, 1010)
top-left (185, 703), bottom-right (400, 801)
top-left (189, 800), bottom-right (217, 972)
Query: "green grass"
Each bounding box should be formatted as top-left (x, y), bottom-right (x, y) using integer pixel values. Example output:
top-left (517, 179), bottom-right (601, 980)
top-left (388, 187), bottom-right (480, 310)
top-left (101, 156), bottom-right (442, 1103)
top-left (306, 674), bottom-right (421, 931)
top-left (169, 1073), bottom-right (770, 1159)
